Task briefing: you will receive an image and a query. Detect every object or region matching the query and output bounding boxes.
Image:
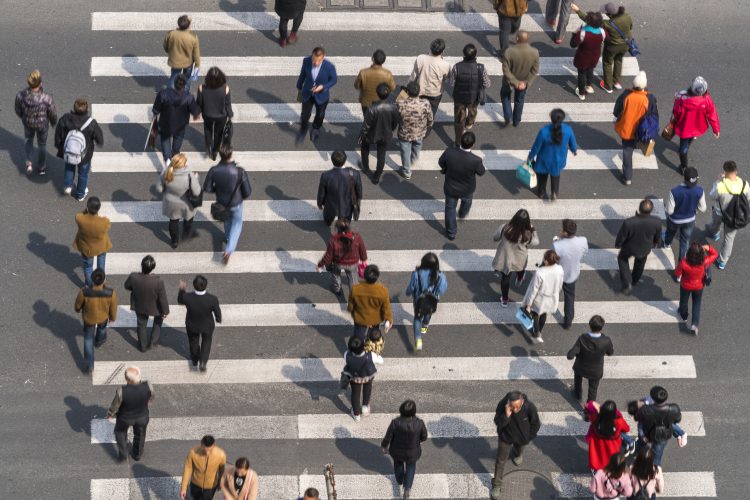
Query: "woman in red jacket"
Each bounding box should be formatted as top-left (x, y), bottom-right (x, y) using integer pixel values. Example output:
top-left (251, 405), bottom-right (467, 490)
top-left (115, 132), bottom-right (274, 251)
top-left (571, 11), bottom-right (606, 101)
top-left (317, 218), bottom-right (367, 298)
top-left (674, 242), bottom-right (718, 335)
top-left (670, 76), bottom-right (720, 174)
top-left (585, 400), bottom-right (630, 471)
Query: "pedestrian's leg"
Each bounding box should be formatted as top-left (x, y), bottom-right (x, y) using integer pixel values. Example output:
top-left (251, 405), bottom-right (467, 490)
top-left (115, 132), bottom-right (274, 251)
top-left (95, 321), bottom-right (108, 347)
top-left (531, 311), bottom-right (541, 336)
top-left (612, 46), bottom-right (626, 87)
top-left (132, 421), bottom-right (147, 459)
top-left (457, 195), bottom-right (473, 219)
top-left (491, 439), bottom-right (513, 489)
top-left (631, 256), bottom-right (647, 285)
top-left (562, 281), bottom-right (575, 327)
top-left (556, 0), bottom-right (573, 41)
top-left (573, 372), bottom-right (583, 401)
top-left (601, 46), bottom-right (615, 89)
top-left (577, 69), bottom-right (587, 94)
top-left (291, 11), bottom-right (304, 33)
top-left (329, 265), bottom-right (343, 294)
top-left (172, 128), bottom-right (185, 156)
top-left (691, 289), bottom-right (703, 327)
top-left (404, 462), bottom-right (417, 491)
top-left (413, 301), bottom-right (423, 346)
top-left (622, 139), bottom-right (634, 182)
top-left (664, 218), bottom-right (676, 247)
top-left (168, 219), bottom-right (180, 246)
top-left (500, 79), bottom-right (513, 123)
top-left (200, 331), bottom-right (213, 365)
top-left (536, 173), bottom-right (548, 197)
top-left (81, 253), bottom-right (94, 287)
top-left (466, 103), bottom-right (478, 130)
top-left (651, 441), bottom-right (667, 467)
top-left (202, 120), bottom-right (213, 155)
top-left (393, 460), bottom-right (406, 486)
top-left (23, 126), bottom-right (35, 167)
top-left (114, 419), bottom-right (129, 459)
top-left (497, 14), bottom-right (511, 56)
top-left (587, 377), bottom-right (601, 402)
top-left (678, 286), bottom-right (689, 321)
top-left (187, 330), bottom-right (200, 365)
top-left (514, 89), bottom-right (526, 125)
top-left (678, 137), bottom-right (693, 170)
top-left (513, 443), bottom-right (526, 461)
top-left (136, 314), bottom-right (149, 351)
top-left (278, 18), bottom-right (289, 40)
top-left (168, 67), bottom-right (181, 89)
top-left (160, 135), bottom-right (173, 164)
top-left (454, 102), bottom-right (467, 146)
top-left (678, 221), bottom-right (694, 262)
top-left (707, 210), bottom-right (723, 239)
top-left (500, 272), bottom-right (511, 301)
top-left (83, 325), bottom-right (95, 372)
top-left (537, 313), bottom-right (547, 335)
top-left (63, 163), bottom-right (76, 192)
top-left (398, 140), bottom-right (412, 176)
top-left (182, 217), bottom-right (194, 240)
top-left (720, 226), bottom-right (737, 264)
top-left (510, 16), bottom-right (522, 35)
top-left (360, 140), bottom-right (371, 172)
top-left (75, 162), bottom-right (91, 199)
top-left (374, 141), bottom-right (387, 178)
top-left (350, 382), bottom-right (362, 415)
top-left (617, 251), bottom-right (632, 289)
top-left (551, 175), bottom-right (561, 197)
top-left (312, 100), bottom-right (329, 130)
top-left (225, 204), bottom-right (244, 255)
top-left (444, 196), bottom-right (458, 239)
top-left (150, 315), bottom-right (163, 347)
top-left (362, 379), bottom-right (373, 406)
top-left (586, 67), bottom-right (595, 89)
top-left (545, 0), bottom-right (559, 24)
top-left (299, 97), bottom-right (313, 132)
top-left (37, 127), bottom-right (49, 172)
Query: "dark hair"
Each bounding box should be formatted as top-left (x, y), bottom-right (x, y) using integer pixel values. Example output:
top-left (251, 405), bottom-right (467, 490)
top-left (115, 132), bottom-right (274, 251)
top-left (417, 252), bottom-right (440, 287)
top-left (335, 218), bottom-right (353, 253)
top-left (86, 196), bottom-right (101, 215)
top-left (595, 400), bottom-right (618, 438)
top-left (650, 385), bottom-right (668, 404)
top-left (73, 98), bottom-right (89, 115)
top-left (430, 38), bottom-right (445, 55)
top-left (504, 209), bottom-right (534, 244)
top-left (406, 81), bottom-right (420, 98)
top-left (177, 15), bottom-right (191, 30)
top-left (201, 435), bottom-right (216, 447)
top-left (550, 108), bottom-right (566, 145)
top-left (507, 391), bottom-right (525, 403)
top-left (603, 452), bottom-right (628, 479)
top-left (462, 43), bottom-right (477, 60)
top-left (193, 275), bottom-right (208, 292)
top-left (141, 255), bottom-right (156, 274)
top-left (235, 457), bottom-right (250, 470)
top-left (627, 400), bottom-right (639, 416)
top-left (460, 131), bottom-right (476, 149)
top-left (631, 447), bottom-right (657, 481)
top-left (174, 73), bottom-right (187, 91)
top-left (303, 488), bottom-right (320, 499)
top-left (331, 150), bottom-right (347, 167)
top-left (204, 66), bottom-right (227, 89)
top-left (399, 399), bottom-right (417, 418)
top-left (562, 218), bottom-right (577, 236)
top-left (91, 269), bottom-right (106, 286)
top-left (638, 198), bottom-right (654, 215)
top-left (376, 82), bottom-right (391, 100)
top-left (364, 264), bottom-right (380, 284)
top-left (589, 315), bottom-right (605, 332)
top-left (367, 328), bottom-right (382, 342)
top-left (348, 335), bottom-right (365, 355)
top-left (219, 143), bottom-right (233, 162)
top-left (312, 46), bottom-right (325, 56)
top-left (685, 241), bottom-right (706, 266)
top-left (585, 11), bottom-right (604, 28)
top-left (372, 49), bottom-right (386, 66)
top-left (723, 160), bottom-right (738, 173)
top-left (543, 249), bottom-right (560, 265)
top-left (612, 6), bottom-right (626, 17)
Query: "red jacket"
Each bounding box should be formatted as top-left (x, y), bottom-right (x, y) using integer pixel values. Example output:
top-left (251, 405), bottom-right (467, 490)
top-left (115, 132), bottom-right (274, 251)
top-left (572, 26), bottom-right (606, 70)
top-left (674, 246), bottom-right (718, 291)
top-left (585, 401), bottom-right (630, 470)
top-left (671, 91), bottom-right (720, 138)
top-left (318, 232), bottom-right (367, 267)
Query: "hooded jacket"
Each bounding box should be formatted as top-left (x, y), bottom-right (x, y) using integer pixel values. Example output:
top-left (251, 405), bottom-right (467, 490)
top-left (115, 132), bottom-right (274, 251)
top-left (152, 87), bottom-right (200, 137)
top-left (318, 231), bottom-right (367, 267)
top-left (671, 91), bottom-right (720, 139)
top-left (674, 245), bottom-right (718, 291)
top-left (494, 393), bottom-right (541, 445)
top-left (54, 112), bottom-right (104, 165)
top-left (15, 87), bottom-right (57, 129)
top-left (567, 332), bottom-right (614, 379)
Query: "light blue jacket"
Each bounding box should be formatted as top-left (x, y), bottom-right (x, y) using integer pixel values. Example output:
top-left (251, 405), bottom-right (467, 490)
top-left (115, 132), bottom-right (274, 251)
top-left (406, 269), bottom-right (448, 299)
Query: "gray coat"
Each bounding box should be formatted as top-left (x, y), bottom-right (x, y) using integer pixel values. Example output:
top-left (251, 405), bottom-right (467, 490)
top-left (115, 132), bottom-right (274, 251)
top-left (523, 264), bottom-right (564, 315)
top-left (158, 169), bottom-right (201, 220)
top-left (491, 224), bottom-right (540, 273)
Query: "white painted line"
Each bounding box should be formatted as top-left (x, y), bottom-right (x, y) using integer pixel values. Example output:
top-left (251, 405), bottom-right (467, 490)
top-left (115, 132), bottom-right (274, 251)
top-left (98, 198), bottom-right (665, 223)
top-left (91, 12), bottom-right (583, 32)
top-left (105, 248), bottom-right (675, 274)
top-left (92, 102), bottom-right (616, 124)
top-left (92, 355), bottom-right (696, 385)
top-left (91, 56), bottom-right (639, 77)
top-left (109, 301), bottom-right (682, 329)
top-left (90, 472), bottom-right (716, 499)
top-left (90, 149), bottom-right (657, 173)
top-left (90, 411), bottom-right (705, 443)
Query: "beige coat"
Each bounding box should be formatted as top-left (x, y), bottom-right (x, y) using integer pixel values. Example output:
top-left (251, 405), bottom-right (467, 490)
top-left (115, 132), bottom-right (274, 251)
top-left (523, 264), bottom-right (564, 315)
top-left (219, 466), bottom-right (259, 500)
top-left (410, 54), bottom-right (450, 97)
top-left (491, 224), bottom-right (539, 273)
top-left (163, 29), bottom-right (200, 69)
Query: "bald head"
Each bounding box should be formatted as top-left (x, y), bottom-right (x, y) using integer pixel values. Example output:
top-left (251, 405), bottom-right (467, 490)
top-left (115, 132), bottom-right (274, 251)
top-left (516, 30), bottom-right (529, 44)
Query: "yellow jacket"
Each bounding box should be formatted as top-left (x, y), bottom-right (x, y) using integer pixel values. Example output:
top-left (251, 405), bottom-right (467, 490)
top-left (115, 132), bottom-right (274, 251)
top-left (181, 445), bottom-right (226, 493)
top-left (163, 29), bottom-right (201, 69)
top-left (354, 65), bottom-right (396, 108)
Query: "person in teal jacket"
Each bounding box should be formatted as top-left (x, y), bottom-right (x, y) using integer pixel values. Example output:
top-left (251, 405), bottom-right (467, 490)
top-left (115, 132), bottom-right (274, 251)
top-left (405, 252), bottom-right (448, 352)
top-left (527, 108), bottom-right (578, 201)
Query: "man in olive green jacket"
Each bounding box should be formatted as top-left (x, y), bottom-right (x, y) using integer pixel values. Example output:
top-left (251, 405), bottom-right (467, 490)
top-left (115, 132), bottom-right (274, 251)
top-left (354, 49), bottom-right (396, 113)
top-left (163, 15), bottom-right (201, 91)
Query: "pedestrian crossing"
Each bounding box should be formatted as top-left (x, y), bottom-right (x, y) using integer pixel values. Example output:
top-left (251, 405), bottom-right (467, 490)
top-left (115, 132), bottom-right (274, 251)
top-left (84, 5), bottom-right (717, 500)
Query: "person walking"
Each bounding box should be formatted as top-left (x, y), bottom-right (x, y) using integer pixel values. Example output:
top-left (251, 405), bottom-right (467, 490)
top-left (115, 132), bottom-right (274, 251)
top-left (73, 196), bottom-right (112, 287)
top-left (203, 144), bottom-right (252, 265)
top-left (381, 400), bottom-right (428, 499)
top-left (615, 198), bottom-right (662, 293)
top-left (405, 252), bottom-right (448, 352)
top-left (634, 386), bottom-right (682, 468)
top-left (528, 108), bottom-right (578, 201)
top-left (74, 269), bottom-right (117, 373)
top-left (448, 43), bottom-right (490, 147)
top-left (219, 457), bottom-right (258, 500)
top-left (15, 69), bottom-right (57, 175)
top-left (664, 167), bottom-right (706, 261)
top-left (501, 30), bottom-right (539, 127)
top-left (545, 0), bottom-right (574, 44)
top-left (396, 82), bottom-right (433, 180)
top-left (490, 391), bottom-right (540, 499)
top-left (553, 219), bottom-right (588, 328)
top-left (410, 39), bottom-right (450, 118)
top-left (439, 132), bottom-right (486, 240)
top-left (347, 264), bottom-right (393, 341)
top-left (521, 249), bottom-right (564, 342)
top-left (359, 83), bottom-right (400, 184)
top-left (492, 209), bottom-right (540, 307)
top-left (589, 452), bottom-right (634, 499)
top-left (706, 161), bottom-right (750, 269)
top-left (164, 15), bottom-right (200, 91)
top-left (296, 47), bottom-right (338, 143)
top-left (317, 218), bottom-right (368, 297)
top-left (354, 49), bottom-right (396, 114)
top-left (124, 255), bottom-right (170, 352)
top-left (570, 11), bottom-right (606, 101)
top-left (55, 97), bottom-right (103, 200)
top-left (180, 435), bottom-right (227, 500)
top-left (344, 335), bottom-right (384, 422)
top-left (670, 76), bottom-right (721, 173)
top-left (567, 315), bottom-right (613, 403)
top-left (584, 400), bottom-right (630, 471)
top-left (153, 74), bottom-right (201, 166)
top-left (629, 447), bottom-right (664, 498)
top-left (317, 150), bottom-right (363, 226)
top-left (613, 71), bottom-right (653, 185)
top-left (106, 366), bottom-right (154, 462)
top-left (275, 0), bottom-right (306, 47)
top-left (178, 275), bottom-right (222, 371)
top-left (674, 242), bottom-right (718, 335)
top-left (197, 67), bottom-right (234, 161)
top-left (158, 153), bottom-right (201, 249)
top-left (494, 0), bottom-right (528, 58)
top-left (596, 3), bottom-right (633, 93)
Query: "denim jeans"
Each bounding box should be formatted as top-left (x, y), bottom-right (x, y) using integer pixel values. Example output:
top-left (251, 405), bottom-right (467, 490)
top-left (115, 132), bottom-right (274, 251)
top-left (399, 139), bottom-right (422, 176)
top-left (412, 299), bottom-right (433, 343)
top-left (637, 438), bottom-right (667, 467)
top-left (678, 286), bottom-right (703, 327)
top-left (83, 321), bottom-right (108, 371)
top-left (64, 162), bottom-right (91, 199)
top-left (223, 203), bottom-right (244, 255)
top-left (82, 252), bottom-right (107, 287)
top-left (24, 125), bottom-right (48, 167)
top-left (444, 195), bottom-right (473, 238)
top-left (621, 139), bottom-right (636, 182)
top-left (394, 460), bottom-right (417, 490)
top-left (678, 137), bottom-right (694, 168)
top-left (169, 66), bottom-right (193, 92)
top-left (664, 218), bottom-right (695, 262)
top-left (500, 79), bottom-right (526, 125)
top-left (160, 129), bottom-right (186, 163)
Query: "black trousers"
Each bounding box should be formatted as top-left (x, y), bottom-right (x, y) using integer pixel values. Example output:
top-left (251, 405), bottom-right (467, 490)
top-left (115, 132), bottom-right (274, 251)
top-left (531, 311), bottom-right (547, 336)
top-left (536, 173), bottom-right (560, 197)
top-left (168, 217), bottom-right (194, 245)
top-left (361, 140), bottom-right (387, 176)
top-left (189, 483), bottom-right (217, 500)
top-left (115, 415), bottom-right (148, 459)
top-left (574, 372), bottom-right (601, 402)
top-left (617, 251), bottom-right (648, 289)
top-left (562, 281), bottom-right (576, 327)
top-left (577, 67), bottom-right (595, 93)
top-left (421, 94), bottom-right (442, 119)
top-left (300, 97), bottom-right (328, 131)
top-left (187, 328), bottom-right (214, 366)
top-left (350, 380), bottom-right (373, 416)
top-left (136, 314), bottom-right (163, 352)
top-left (499, 270), bottom-right (525, 300)
top-left (497, 14), bottom-right (522, 56)
top-left (203, 117), bottom-right (228, 160)
top-left (278, 11), bottom-right (304, 40)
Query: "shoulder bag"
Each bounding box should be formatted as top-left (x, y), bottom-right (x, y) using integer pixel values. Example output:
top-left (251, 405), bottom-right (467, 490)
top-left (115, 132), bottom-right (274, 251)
top-left (347, 167), bottom-right (361, 221)
top-left (703, 261), bottom-right (712, 287)
top-left (185, 174), bottom-right (203, 209)
top-left (608, 19), bottom-right (640, 57)
top-left (210, 166), bottom-right (244, 222)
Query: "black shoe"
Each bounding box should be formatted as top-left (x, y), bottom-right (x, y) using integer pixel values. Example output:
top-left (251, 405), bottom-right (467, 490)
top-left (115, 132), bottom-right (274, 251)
top-left (446, 233), bottom-right (456, 241)
top-left (310, 128), bottom-right (320, 142)
top-left (295, 130), bottom-right (306, 145)
top-left (199, 363), bottom-right (207, 372)
top-left (502, 117), bottom-right (511, 128)
top-left (512, 121), bottom-right (520, 127)
top-left (561, 322), bottom-right (571, 330)
top-left (621, 284), bottom-right (633, 295)
top-left (170, 241), bottom-right (179, 249)
top-left (131, 453), bottom-right (141, 461)
top-left (358, 160), bottom-right (371, 174)
top-left (372, 175), bottom-right (381, 185)
top-left (116, 453), bottom-right (127, 463)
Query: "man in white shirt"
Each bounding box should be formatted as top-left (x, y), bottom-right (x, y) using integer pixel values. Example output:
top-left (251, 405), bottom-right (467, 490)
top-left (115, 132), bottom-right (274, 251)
top-left (410, 38), bottom-right (450, 118)
top-left (552, 219), bottom-right (588, 329)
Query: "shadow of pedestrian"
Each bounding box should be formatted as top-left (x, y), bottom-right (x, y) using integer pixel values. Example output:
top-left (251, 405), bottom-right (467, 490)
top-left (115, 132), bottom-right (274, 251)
top-left (64, 395), bottom-right (121, 460)
top-left (333, 426), bottom-right (395, 481)
top-left (26, 231), bottom-right (84, 287)
top-left (33, 300), bottom-right (86, 371)
top-left (131, 464), bottom-right (181, 500)
top-left (265, 185), bottom-right (332, 243)
top-left (0, 125), bottom-right (65, 192)
top-left (433, 414), bottom-right (495, 474)
top-left (110, 189), bottom-right (173, 247)
top-left (508, 345), bottom-right (579, 408)
top-left (120, 53), bottom-right (168, 92)
top-left (281, 354), bottom-right (350, 413)
top-left (218, 0), bottom-right (279, 44)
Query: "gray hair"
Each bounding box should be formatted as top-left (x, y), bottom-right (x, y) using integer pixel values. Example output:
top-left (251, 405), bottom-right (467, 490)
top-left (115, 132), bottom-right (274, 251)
top-left (124, 366), bottom-right (141, 384)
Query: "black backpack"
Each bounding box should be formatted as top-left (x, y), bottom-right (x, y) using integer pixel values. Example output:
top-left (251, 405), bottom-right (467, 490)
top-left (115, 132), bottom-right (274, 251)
top-left (627, 479), bottom-right (654, 500)
top-left (720, 179), bottom-right (750, 229)
top-left (414, 272), bottom-right (441, 317)
top-left (642, 406), bottom-right (672, 443)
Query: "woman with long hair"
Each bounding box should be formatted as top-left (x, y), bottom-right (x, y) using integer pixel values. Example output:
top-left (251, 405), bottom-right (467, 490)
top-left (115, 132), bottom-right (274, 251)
top-left (674, 241), bottom-right (718, 335)
top-left (158, 153), bottom-right (201, 248)
top-left (492, 209), bottom-right (540, 307)
top-left (589, 451), bottom-right (634, 499)
top-left (197, 66), bottom-right (234, 160)
top-left (219, 456), bottom-right (259, 500)
top-left (521, 249), bottom-right (564, 342)
top-left (317, 218), bottom-right (367, 298)
top-left (630, 447), bottom-right (664, 498)
top-left (585, 400), bottom-right (631, 471)
top-left (527, 109), bottom-right (578, 201)
top-left (405, 252), bottom-right (448, 352)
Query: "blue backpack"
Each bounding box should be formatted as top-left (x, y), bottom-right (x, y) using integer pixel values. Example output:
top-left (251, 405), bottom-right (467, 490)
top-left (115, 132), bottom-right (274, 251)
top-left (636, 94), bottom-right (659, 143)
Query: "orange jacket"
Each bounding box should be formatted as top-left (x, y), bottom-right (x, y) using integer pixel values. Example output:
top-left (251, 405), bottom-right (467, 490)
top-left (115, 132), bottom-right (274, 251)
top-left (614, 89), bottom-right (649, 140)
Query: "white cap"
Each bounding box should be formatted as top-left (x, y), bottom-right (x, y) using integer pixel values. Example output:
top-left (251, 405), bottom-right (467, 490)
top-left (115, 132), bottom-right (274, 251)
top-left (633, 71), bottom-right (647, 89)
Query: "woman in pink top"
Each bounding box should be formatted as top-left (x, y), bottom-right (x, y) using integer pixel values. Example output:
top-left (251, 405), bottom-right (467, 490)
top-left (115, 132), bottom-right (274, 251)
top-left (670, 76), bottom-right (720, 174)
top-left (589, 452), bottom-right (633, 499)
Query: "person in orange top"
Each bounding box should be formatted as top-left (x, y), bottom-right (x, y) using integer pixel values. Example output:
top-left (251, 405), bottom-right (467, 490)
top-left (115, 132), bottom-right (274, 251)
top-left (674, 242), bottom-right (718, 335)
top-left (613, 70), bottom-right (651, 185)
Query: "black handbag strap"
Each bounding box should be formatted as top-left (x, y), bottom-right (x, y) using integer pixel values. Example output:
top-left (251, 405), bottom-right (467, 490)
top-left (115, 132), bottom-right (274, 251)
top-left (228, 164), bottom-right (244, 199)
top-left (347, 167), bottom-right (358, 203)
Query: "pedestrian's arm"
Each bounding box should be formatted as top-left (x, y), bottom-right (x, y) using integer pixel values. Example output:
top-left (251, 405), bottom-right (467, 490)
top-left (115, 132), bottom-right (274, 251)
top-left (358, 236), bottom-right (368, 262)
top-left (708, 180), bottom-right (719, 201)
top-left (158, 281), bottom-right (170, 316)
top-left (123, 274), bottom-right (133, 291)
top-left (568, 128), bottom-right (578, 155)
top-left (528, 404), bottom-right (541, 439)
top-left (213, 298), bottom-right (222, 324)
top-left (347, 292), bottom-right (355, 314)
top-left (480, 65), bottom-right (491, 89)
top-left (92, 122), bottom-right (104, 147)
top-left (380, 420), bottom-right (394, 449)
top-left (527, 130), bottom-right (544, 163)
top-left (240, 172), bottom-right (253, 199)
top-left (296, 60), bottom-right (306, 90)
top-left (192, 35), bottom-right (200, 68)
top-left (664, 190), bottom-right (675, 216)
top-left (219, 470), bottom-right (237, 499)
top-left (316, 176), bottom-right (327, 209)
top-left (447, 65), bottom-right (457, 87)
top-left (410, 57), bottom-right (420, 82)
top-left (475, 159), bottom-right (486, 177)
top-left (614, 222), bottom-right (627, 249)
top-left (494, 398), bottom-right (510, 429)
top-left (673, 259), bottom-right (684, 279)
top-left (706, 95), bottom-right (720, 135)
top-left (355, 172), bottom-right (363, 201)
top-left (14, 93), bottom-right (23, 118)
top-left (152, 92), bottom-right (163, 118)
top-left (438, 151), bottom-right (447, 174)
top-left (189, 97), bottom-right (201, 119)
top-left (382, 294), bottom-right (393, 324)
top-left (354, 71), bottom-right (362, 90)
top-left (405, 271), bottom-right (417, 297)
top-left (180, 453), bottom-right (193, 494)
top-left (522, 273), bottom-right (541, 309)
top-left (420, 421), bottom-right (428, 441)
top-left (177, 288), bottom-right (186, 305)
top-left (323, 63), bottom-right (338, 91)
top-left (697, 192), bottom-right (707, 213)
top-left (162, 32), bottom-right (170, 53)
top-left (47, 97), bottom-right (58, 126)
top-left (613, 91), bottom-right (628, 119)
top-left (109, 291), bottom-right (118, 322)
top-left (318, 239), bottom-right (335, 268)
top-left (653, 225), bottom-right (662, 247)
top-left (54, 120), bottom-right (65, 152)
top-left (566, 338), bottom-right (580, 360)
top-left (501, 60), bottom-right (519, 88)
top-left (224, 88), bottom-right (234, 118)
top-left (527, 54), bottom-right (540, 86)
top-left (387, 73), bottom-right (396, 92)
top-left (106, 387), bottom-right (123, 419)
top-left (606, 339), bottom-right (614, 356)
top-left (74, 290), bottom-right (85, 313)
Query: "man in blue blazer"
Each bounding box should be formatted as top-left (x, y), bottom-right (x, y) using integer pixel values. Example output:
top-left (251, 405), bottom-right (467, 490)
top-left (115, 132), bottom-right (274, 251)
top-left (296, 46), bottom-right (338, 143)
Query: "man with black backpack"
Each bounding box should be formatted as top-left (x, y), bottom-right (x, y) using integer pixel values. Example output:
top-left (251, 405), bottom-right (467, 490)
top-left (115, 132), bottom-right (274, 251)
top-left (54, 97), bottom-right (103, 201)
top-left (633, 385), bottom-right (682, 467)
top-left (707, 160), bottom-right (750, 269)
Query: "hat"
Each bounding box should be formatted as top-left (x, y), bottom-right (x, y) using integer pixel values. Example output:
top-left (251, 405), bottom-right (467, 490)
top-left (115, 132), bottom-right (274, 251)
top-left (601, 2), bottom-right (618, 15)
top-left (684, 166), bottom-right (699, 186)
top-left (632, 71), bottom-right (647, 89)
top-left (691, 76), bottom-right (708, 96)
top-left (650, 386), bottom-right (668, 404)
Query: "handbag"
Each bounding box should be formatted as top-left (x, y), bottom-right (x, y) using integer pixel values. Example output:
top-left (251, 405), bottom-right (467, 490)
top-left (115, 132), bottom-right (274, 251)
top-left (608, 19), bottom-right (640, 57)
top-left (396, 85), bottom-right (409, 101)
top-left (347, 167), bottom-right (361, 221)
top-left (414, 272), bottom-right (440, 317)
top-left (210, 166), bottom-right (244, 222)
top-left (339, 371), bottom-right (352, 390)
top-left (516, 161), bottom-right (538, 190)
top-left (703, 261), bottom-right (712, 287)
top-left (220, 119), bottom-right (233, 147)
top-left (185, 174), bottom-right (203, 209)
top-left (515, 306), bottom-right (534, 331)
top-left (639, 139), bottom-right (655, 157)
top-left (661, 121), bottom-right (675, 141)
top-left (357, 261), bottom-right (368, 279)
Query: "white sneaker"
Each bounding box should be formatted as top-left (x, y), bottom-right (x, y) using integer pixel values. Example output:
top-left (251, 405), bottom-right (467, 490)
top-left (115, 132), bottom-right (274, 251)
top-left (532, 335), bottom-right (545, 343)
top-left (361, 405), bottom-right (371, 416)
top-left (678, 434), bottom-right (688, 447)
top-left (691, 325), bottom-right (699, 335)
top-left (614, 82), bottom-right (623, 90)
top-left (63, 187), bottom-right (72, 195)
top-left (585, 85), bottom-right (595, 94)
top-left (575, 88), bottom-right (586, 100)
top-left (351, 409), bottom-right (361, 422)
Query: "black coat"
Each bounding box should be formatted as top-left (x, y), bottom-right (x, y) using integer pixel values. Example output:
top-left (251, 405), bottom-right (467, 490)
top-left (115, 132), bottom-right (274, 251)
top-left (494, 393), bottom-right (541, 445)
top-left (439, 147), bottom-right (486, 198)
top-left (381, 416), bottom-right (428, 463)
top-left (274, 0), bottom-right (306, 19)
top-left (124, 273), bottom-right (169, 317)
top-left (54, 112), bottom-right (104, 165)
top-left (636, 403), bottom-right (682, 442)
top-left (615, 213), bottom-right (662, 258)
top-left (152, 87), bottom-right (200, 137)
top-left (203, 162), bottom-right (252, 208)
top-left (360, 100), bottom-right (400, 144)
top-left (177, 289), bottom-right (222, 333)
top-left (317, 167), bottom-right (362, 222)
top-left (566, 333), bottom-right (614, 379)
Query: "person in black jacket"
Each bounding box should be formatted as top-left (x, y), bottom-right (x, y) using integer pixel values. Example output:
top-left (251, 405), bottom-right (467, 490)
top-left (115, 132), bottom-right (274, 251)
top-left (178, 275), bottom-right (222, 372)
top-left (381, 400), bottom-right (428, 499)
top-left (317, 150), bottom-right (362, 226)
top-left (344, 335), bottom-right (384, 422)
top-left (106, 366), bottom-right (154, 462)
top-left (615, 198), bottom-right (662, 293)
top-left (566, 315), bottom-right (613, 403)
top-left (123, 255), bottom-right (170, 352)
top-left (274, 0), bottom-right (306, 47)
top-left (634, 385), bottom-right (682, 467)
top-left (491, 391), bottom-right (541, 499)
top-left (439, 131), bottom-right (486, 240)
top-left (448, 43), bottom-right (491, 147)
top-left (152, 74), bottom-right (201, 165)
top-left (359, 83), bottom-right (400, 184)
top-left (197, 67), bottom-right (234, 161)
